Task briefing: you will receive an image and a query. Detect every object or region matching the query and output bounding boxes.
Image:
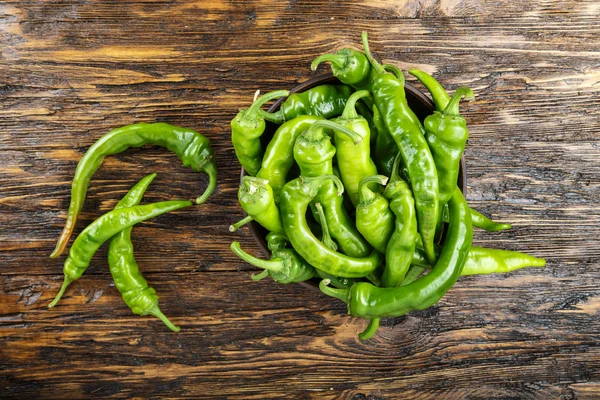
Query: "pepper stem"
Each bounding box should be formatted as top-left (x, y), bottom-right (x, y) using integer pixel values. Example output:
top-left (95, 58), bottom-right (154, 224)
top-left (230, 241), bottom-right (284, 273)
top-left (311, 53), bottom-right (347, 71)
top-left (258, 109), bottom-right (285, 124)
top-left (251, 270), bottom-right (270, 281)
top-left (389, 152), bottom-right (403, 185)
top-left (48, 276), bottom-right (72, 308)
top-left (229, 215), bottom-right (254, 232)
top-left (443, 87), bottom-right (475, 116)
top-left (361, 31), bottom-right (385, 75)
top-left (306, 120), bottom-right (363, 144)
top-left (358, 318), bottom-right (380, 340)
top-left (358, 175), bottom-right (388, 204)
top-left (408, 68), bottom-right (450, 111)
top-left (244, 90), bottom-right (290, 120)
top-left (196, 163), bottom-right (218, 204)
top-left (148, 305), bottom-right (181, 332)
top-left (341, 90), bottom-right (372, 120)
top-left (301, 174), bottom-right (344, 198)
top-left (315, 202), bottom-right (338, 251)
top-left (383, 64), bottom-right (405, 85)
top-left (319, 279), bottom-right (349, 303)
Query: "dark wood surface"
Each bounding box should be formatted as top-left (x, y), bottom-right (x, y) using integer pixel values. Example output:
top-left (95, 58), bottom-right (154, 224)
top-left (1, 1), bottom-right (599, 398)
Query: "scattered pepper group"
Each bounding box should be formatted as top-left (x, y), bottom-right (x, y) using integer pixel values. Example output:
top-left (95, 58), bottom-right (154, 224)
top-left (230, 32), bottom-right (545, 339)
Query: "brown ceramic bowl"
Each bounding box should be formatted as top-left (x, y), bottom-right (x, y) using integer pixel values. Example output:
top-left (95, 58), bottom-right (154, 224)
top-left (240, 74), bottom-right (466, 290)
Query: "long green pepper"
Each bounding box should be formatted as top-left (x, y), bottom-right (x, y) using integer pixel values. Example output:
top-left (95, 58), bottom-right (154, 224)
top-left (362, 32), bottom-right (439, 265)
top-left (356, 175), bottom-right (394, 254)
top-left (50, 122), bottom-right (217, 259)
top-left (107, 173), bottom-right (181, 332)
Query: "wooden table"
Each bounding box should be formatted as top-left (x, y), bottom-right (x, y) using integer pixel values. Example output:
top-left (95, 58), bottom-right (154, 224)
top-left (2, 1), bottom-right (599, 398)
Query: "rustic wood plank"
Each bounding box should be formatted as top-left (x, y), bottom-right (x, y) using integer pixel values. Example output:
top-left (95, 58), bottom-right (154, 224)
top-left (1, 0), bottom-right (599, 398)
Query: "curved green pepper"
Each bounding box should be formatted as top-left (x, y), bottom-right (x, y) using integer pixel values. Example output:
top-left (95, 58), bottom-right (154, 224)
top-left (264, 85), bottom-right (353, 122)
top-left (280, 175), bottom-right (382, 278)
top-left (230, 176), bottom-right (284, 234)
top-left (50, 122), bottom-right (217, 259)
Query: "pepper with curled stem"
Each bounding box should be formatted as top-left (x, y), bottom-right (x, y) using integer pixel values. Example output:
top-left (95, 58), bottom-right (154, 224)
top-left (50, 122), bottom-right (217, 259)
top-left (231, 90), bottom-right (290, 176)
top-left (107, 173), bottom-right (180, 332)
top-left (280, 175), bottom-right (382, 278)
top-left (230, 241), bottom-right (315, 284)
top-left (48, 199), bottom-right (193, 308)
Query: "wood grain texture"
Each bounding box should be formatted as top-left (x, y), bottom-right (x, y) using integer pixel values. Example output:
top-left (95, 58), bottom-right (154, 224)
top-left (1, 0), bottom-right (599, 398)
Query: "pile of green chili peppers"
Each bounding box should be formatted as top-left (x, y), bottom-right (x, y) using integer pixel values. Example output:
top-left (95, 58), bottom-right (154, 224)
top-left (48, 123), bottom-right (217, 332)
top-left (230, 32), bottom-right (546, 340)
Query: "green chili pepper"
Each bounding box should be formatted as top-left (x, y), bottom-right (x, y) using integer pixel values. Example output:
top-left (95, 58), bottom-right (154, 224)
top-left (256, 115), bottom-right (325, 201)
top-left (50, 122), bottom-right (217, 259)
top-left (362, 32), bottom-right (439, 265)
top-left (424, 87), bottom-right (474, 207)
top-left (320, 187), bottom-right (472, 321)
top-left (333, 90), bottom-right (379, 207)
top-left (356, 175), bottom-right (394, 254)
top-left (264, 85), bottom-right (353, 122)
top-left (280, 175), bottom-right (382, 278)
top-left (107, 173), bottom-right (180, 332)
top-left (230, 241), bottom-right (315, 284)
top-left (230, 176), bottom-right (284, 234)
top-left (231, 90), bottom-right (290, 176)
top-left (403, 246), bottom-right (546, 286)
top-left (266, 231), bottom-right (289, 252)
top-left (381, 154), bottom-right (418, 288)
top-left (48, 199), bottom-right (193, 308)
top-left (315, 202), bottom-right (338, 251)
top-left (293, 120), bottom-right (371, 257)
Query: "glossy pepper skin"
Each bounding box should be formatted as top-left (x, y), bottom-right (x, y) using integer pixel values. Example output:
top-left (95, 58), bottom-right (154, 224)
top-left (423, 87), bottom-right (474, 207)
top-left (333, 90), bottom-right (379, 207)
top-left (408, 69), bottom-right (451, 112)
top-left (266, 231), bottom-right (289, 252)
top-left (311, 49), bottom-right (375, 90)
top-left (265, 85), bottom-right (353, 122)
top-left (403, 245), bottom-right (546, 286)
top-left (230, 241), bottom-right (315, 284)
top-left (362, 32), bottom-right (439, 265)
top-left (256, 115), bottom-right (325, 201)
top-left (280, 175), bottom-right (382, 278)
top-left (48, 199), bottom-right (193, 308)
top-left (469, 208), bottom-right (512, 231)
top-left (108, 173), bottom-right (180, 332)
top-left (382, 157), bottom-right (418, 288)
top-left (293, 120), bottom-right (371, 257)
top-left (50, 122), bottom-right (217, 259)
top-left (356, 175), bottom-right (394, 254)
top-left (320, 187), bottom-right (472, 319)
top-left (231, 90), bottom-right (289, 176)
top-left (232, 176), bottom-right (284, 234)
